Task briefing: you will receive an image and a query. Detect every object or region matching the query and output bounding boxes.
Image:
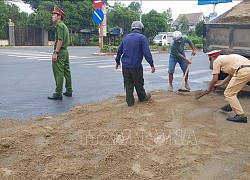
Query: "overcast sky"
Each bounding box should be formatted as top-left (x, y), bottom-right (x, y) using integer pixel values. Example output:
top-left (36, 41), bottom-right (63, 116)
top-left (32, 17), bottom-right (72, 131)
top-left (12, 0), bottom-right (241, 20)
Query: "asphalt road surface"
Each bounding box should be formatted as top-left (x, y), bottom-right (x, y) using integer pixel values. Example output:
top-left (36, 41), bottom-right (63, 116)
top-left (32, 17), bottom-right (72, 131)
top-left (0, 46), bottom-right (210, 120)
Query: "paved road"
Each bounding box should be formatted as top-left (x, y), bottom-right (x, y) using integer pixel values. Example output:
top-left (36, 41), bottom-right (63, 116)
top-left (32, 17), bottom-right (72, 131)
top-left (0, 46), bottom-right (210, 120)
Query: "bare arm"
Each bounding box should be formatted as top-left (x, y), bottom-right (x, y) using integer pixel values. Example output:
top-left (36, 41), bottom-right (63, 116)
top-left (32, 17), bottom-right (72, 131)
top-left (215, 74), bottom-right (233, 87)
top-left (206, 74), bottom-right (219, 93)
top-left (179, 54), bottom-right (192, 64)
top-left (189, 42), bottom-right (196, 56)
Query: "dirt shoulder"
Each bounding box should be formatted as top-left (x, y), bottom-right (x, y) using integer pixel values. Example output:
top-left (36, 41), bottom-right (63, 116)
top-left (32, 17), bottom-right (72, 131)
top-left (1, 90), bottom-right (250, 179)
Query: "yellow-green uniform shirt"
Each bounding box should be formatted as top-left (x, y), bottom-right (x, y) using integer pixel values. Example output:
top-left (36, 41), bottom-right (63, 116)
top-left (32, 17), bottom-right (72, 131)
top-left (54, 21), bottom-right (70, 49)
top-left (212, 54), bottom-right (250, 75)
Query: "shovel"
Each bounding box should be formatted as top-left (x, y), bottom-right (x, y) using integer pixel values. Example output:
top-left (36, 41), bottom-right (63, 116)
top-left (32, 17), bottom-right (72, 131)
top-left (178, 56), bottom-right (194, 92)
top-left (194, 90), bottom-right (207, 99)
top-left (194, 87), bottom-right (218, 99)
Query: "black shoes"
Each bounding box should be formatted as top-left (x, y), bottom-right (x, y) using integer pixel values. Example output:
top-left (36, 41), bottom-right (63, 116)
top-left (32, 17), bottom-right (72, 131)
top-left (227, 114), bottom-right (247, 123)
top-left (221, 104), bottom-right (232, 112)
top-left (48, 92), bottom-right (72, 100)
top-left (139, 93), bottom-right (151, 102)
top-left (221, 104), bottom-right (247, 123)
top-left (48, 93), bottom-right (62, 100)
top-left (63, 92), bottom-right (72, 97)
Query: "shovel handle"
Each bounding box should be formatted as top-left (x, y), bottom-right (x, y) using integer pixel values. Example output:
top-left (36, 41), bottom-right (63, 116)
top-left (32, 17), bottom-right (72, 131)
top-left (179, 56), bottom-right (193, 90)
top-left (195, 91), bottom-right (207, 99)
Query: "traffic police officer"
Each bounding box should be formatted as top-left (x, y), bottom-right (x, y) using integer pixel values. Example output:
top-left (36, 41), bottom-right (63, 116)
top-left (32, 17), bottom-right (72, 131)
top-left (115, 21), bottom-right (155, 106)
top-left (205, 50), bottom-right (250, 123)
top-left (48, 6), bottom-right (72, 100)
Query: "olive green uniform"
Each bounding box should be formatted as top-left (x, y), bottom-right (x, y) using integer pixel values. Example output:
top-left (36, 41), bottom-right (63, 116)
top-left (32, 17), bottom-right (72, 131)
top-left (53, 21), bottom-right (72, 96)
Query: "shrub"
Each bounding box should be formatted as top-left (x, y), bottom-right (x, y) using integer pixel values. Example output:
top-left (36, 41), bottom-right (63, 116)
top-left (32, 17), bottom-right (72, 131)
top-left (150, 45), bottom-right (169, 51)
top-left (189, 36), bottom-right (203, 45)
top-left (195, 44), bottom-right (203, 49)
top-left (102, 45), bottom-right (118, 53)
top-left (88, 41), bottom-right (99, 46)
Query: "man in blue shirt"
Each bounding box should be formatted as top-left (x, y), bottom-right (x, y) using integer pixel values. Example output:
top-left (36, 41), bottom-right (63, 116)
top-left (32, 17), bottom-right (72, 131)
top-left (115, 21), bottom-right (155, 106)
top-left (168, 31), bottom-right (196, 92)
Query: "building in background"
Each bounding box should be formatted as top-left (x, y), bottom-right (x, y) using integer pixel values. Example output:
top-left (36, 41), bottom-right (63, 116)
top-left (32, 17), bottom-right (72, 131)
top-left (172, 12), bottom-right (204, 31)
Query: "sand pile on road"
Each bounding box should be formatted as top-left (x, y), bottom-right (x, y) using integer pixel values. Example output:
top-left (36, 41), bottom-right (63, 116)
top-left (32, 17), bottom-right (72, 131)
top-left (217, 0), bottom-right (250, 24)
top-left (1, 90), bottom-right (250, 179)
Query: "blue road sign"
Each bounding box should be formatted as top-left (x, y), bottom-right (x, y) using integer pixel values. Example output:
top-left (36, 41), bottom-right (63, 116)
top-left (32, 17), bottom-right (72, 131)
top-left (198, 0), bottom-right (232, 5)
top-left (92, 9), bottom-right (104, 24)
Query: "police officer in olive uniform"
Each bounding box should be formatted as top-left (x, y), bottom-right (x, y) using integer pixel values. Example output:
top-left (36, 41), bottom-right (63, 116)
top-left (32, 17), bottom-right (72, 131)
top-left (48, 6), bottom-right (72, 100)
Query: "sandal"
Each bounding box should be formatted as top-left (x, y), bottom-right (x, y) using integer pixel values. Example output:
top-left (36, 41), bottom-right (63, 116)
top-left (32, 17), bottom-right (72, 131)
top-left (168, 86), bottom-right (173, 92)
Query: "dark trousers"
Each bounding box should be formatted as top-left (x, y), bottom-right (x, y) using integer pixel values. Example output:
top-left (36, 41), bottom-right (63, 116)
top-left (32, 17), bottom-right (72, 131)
top-left (122, 67), bottom-right (147, 106)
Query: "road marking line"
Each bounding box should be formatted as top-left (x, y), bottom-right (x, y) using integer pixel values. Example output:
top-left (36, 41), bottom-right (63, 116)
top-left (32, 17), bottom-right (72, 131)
top-left (27, 56), bottom-right (51, 59)
top-left (156, 69), bottom-right (211, 80)
top-left (4, 52), bottom-right (79, 58)
top-left (80, 62), bottom-right (114, 66)
top-left (191, 77), bottom-right (211, 83)
top-left (97, 64), bottom-right (116, 68)
top-left (174, 69), bottom-right (211, 78)
top-left (143, 65), bottom-right (167, 69)
top-left (71, 59), bottom-right (113, 63)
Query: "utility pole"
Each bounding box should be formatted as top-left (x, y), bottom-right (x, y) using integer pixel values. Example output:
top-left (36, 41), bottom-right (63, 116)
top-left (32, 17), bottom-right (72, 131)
top-left (99, 3), bottom-right (107, 52)
top-left (139, 0), bottom-right (142, 22)
top-left (213, 3), bottom-right (217, 13)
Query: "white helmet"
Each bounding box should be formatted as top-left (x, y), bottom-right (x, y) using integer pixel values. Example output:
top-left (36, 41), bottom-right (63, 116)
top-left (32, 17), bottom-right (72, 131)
top-left (172, 31), bottom-right (182, 41)
top-left (131, 21), bottom-right (144, 30)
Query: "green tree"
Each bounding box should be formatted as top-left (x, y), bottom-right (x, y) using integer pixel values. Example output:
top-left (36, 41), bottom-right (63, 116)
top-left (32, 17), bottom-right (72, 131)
top-left (18, 12), bottom-right (30, 27)
top-left (25, 1), bottom-right (95, 30)
top-left (61, 1), bottom-right (95, 31)
top-left (178, 15), bottom-right (189, 34)
top-left (143, 10), bottom-right (170, 40)
top-left (0, 0), bottom-right (8, 33)
top-left (107, 2), bottom-right (139, 31)
top-left (195, 20), bottom-right (204, 37)
top-left (128, 2), bottom-right (140, 12)
top-left (7, 3), bottom-right (29, 27)
top-left (21, 0), bottom-right (40, 10)
top-left (162, 8), bottom-right (173, 28)
top-left (61, 1), bottom-right (96, 45)
top-left (22, 0), bottom-right (84, 10)
top-left (26, 1), bottom-right (54, 29)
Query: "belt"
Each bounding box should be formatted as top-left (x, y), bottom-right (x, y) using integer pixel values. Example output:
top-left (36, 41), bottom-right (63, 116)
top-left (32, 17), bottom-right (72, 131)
top-left (54, 47), bottom-right (67, 50)
top-left (236, 65), bottom-right (250, 72)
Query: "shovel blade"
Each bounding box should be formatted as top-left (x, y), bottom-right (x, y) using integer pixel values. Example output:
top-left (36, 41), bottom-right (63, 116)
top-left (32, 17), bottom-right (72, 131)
top-left (178, 89), bottom-right (190, 92)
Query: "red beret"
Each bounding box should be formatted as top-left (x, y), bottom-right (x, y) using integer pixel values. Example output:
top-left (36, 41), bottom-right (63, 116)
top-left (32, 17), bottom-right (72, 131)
top-left (52, 6), bottom-right (65, 17)
top-left (206, 50), bottom-right (221, 57)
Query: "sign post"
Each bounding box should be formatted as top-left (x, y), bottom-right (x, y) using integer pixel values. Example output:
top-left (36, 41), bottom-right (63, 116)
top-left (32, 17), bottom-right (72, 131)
top-left (92, 0), bottom-right (103, 9)
top-left (92, 0), bottom-right (104, 52)
top-left (198, 0), bottom-right (232, 5)
top-left (198, 0), bottom-right (232, 21)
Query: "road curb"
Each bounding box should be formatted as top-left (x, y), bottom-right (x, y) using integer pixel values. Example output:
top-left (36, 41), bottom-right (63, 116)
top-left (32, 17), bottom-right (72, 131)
top-left (92, 49), bottom-right (202, 56)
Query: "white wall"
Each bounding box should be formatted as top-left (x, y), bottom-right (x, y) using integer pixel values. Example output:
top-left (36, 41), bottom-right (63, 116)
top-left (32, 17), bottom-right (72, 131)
top-left (0, 40), bottom-right (9, 46)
